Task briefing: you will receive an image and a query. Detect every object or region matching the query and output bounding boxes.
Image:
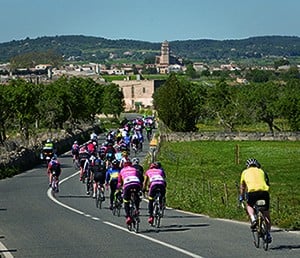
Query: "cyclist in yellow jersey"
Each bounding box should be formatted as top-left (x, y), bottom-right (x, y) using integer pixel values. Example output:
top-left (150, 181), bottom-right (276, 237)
top-left (239, 158), bottom-right (272, 243)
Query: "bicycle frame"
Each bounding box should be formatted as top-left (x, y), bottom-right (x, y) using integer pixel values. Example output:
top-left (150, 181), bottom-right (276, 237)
top-left (51, 173), bottom-right (59, 193)
top-left (127, 189), bottom-right (140, 233)
top-left (95, 183), bottom-right (105, 209)
top-left (252, 200), bottom-right (269, 251)
top-left (152, 191), bottom-right (163, 228)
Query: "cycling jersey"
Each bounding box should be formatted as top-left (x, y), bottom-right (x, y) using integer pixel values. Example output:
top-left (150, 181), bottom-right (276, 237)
top-left (117, 166), bottom-right (141, 189)
top-left (240, 167), bottom-right (269, 192)
top-left (106, 167), bottom-right (120, 183)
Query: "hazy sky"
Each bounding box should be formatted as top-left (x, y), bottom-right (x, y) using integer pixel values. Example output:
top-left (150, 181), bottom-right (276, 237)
top-left (1, 0), bottom-right (299, 43)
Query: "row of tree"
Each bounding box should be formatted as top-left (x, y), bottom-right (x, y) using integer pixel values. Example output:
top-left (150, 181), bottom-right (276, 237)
top-left (0, 77), bottom-right (124, 143)
top-left (153, 74), bottom-right (300, 133)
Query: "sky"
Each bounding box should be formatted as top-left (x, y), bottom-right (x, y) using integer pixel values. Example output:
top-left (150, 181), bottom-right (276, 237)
top-left (0, 0), bottom-right (299, 43)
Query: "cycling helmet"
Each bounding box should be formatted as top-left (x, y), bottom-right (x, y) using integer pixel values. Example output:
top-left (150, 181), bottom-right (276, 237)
top-left (51, 154), bottom-right (57, 160)
top-left (154, 161), bottom-right (161, 169)
top-left (112, 159), bottom-right (119, 167)
top-left (132, 157), bottom-right (140, 165)
top-left (246, 158), bottom-right (261, 168)
top-left (47, 138), bottom-right (51, 143)
top-left (150, 162), bottom-right (158, 169)
top-left (123, 159), bottom-right (132, 167)
top-left (74, 140), bottom-right (78, 144)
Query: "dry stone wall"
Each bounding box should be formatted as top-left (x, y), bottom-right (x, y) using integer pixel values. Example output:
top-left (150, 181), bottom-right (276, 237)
top-left (160, 131), bottom-right (300, 142)
top-left (0, 126), bottom-right (98, 179)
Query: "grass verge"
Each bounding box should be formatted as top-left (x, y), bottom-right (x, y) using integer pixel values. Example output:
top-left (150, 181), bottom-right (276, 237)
top-left (156, 140), bottom-right (300, 230)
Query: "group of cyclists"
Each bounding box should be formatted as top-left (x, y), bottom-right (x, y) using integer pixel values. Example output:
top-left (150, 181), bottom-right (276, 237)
top-left (61, 116), bottom-right (166, 225)
top-left (45, 115), bottom-right (273, 243)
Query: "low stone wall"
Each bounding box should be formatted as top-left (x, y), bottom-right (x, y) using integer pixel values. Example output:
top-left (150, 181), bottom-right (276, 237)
top-left (0, 127), bottom-right (97, 179)
top-left (160, 131), bottom-right (300, 142)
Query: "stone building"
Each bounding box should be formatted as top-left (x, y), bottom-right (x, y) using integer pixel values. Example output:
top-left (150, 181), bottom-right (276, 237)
top-left (112, 78), bottom-right (165, 111)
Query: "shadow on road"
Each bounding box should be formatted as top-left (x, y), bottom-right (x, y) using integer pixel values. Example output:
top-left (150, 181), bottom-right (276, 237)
top-left (270, 244), bottom-right (300, 251)
top-left (142, 223), bottom-right (210, 234)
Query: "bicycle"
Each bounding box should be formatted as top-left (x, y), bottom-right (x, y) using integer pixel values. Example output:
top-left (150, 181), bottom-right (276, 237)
top-left (151, 190), bottom-right (165, 228)
top-left (95, 183), bottom-right (105, 209)
top-left (50, 171), bottom-right (59, 193)
top-left (72, 155), bottom-right (80, 170)
top-left (127, 188), bottom-right (140, 233)
top-left (251, 200), bottom-right (270, 251)
top-left (112, 190), bottom-right (123, 217)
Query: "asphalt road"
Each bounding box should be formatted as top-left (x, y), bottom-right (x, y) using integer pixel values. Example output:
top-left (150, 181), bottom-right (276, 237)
top-left (1, 126), bottom-right (300, 257)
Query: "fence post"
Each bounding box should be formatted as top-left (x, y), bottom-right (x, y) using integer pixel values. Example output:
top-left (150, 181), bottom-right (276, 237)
top-left (235, 144), bottom-right (240, 165)
top-left (224, 183), bottom-right (228, 206)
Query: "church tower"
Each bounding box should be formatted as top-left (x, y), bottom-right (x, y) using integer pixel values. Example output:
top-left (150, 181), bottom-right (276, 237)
top-left (160, 40), bottom-right (169, 65)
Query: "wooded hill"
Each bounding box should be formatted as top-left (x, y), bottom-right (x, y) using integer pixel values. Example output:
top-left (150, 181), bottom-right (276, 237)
top-left (0, 35), bottom-right (299, 64)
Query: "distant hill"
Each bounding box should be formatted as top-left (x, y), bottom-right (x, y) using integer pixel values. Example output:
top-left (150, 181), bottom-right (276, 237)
top-left (0, 35), bottom-right (299, 64)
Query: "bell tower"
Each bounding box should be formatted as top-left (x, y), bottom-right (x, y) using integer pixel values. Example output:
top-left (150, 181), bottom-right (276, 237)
top-left (160, 40), bottom-right (169, 65)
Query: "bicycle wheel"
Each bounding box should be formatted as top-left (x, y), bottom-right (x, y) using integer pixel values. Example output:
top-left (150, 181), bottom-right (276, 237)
top-left (51, 176), bottom-right (59, 193)
top-left (252, 215), bottom-right (261, 248)
top-left (153, 203), bottom-right (161, 228)
top-left (261, 218), bottom-right (269, 251)
top-left (95, 189), bottom-right (102, 209)
top-left (132, 209), bottom-right (140, 233)
top-left (252, 228), bottom-right (260, 248)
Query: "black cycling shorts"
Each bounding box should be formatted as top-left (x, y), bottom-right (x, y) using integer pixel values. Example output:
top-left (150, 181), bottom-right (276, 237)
top-left (247, 191), bottom-right (270, 210)
top-left (93, 172), bottom-right (105, 184)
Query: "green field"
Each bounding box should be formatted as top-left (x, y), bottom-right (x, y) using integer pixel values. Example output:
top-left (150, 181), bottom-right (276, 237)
top-left (156, 140), bottom-right (300, 230)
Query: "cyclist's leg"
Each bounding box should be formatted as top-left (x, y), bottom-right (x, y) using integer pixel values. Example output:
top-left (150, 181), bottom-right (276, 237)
top-left (123, 186), bottom-right (131, 219)
top-left (148, 185), bottom-right (156, 218)
top-left (110, 180), bottom-right (117, 208)
top-left (261, 191), bottom-right (272, 242)
top-left (93, 173), bottom-right (100, 198)
top-left (247, 192), bottom-right (257, 227)
top-left (134, 185), bottom-right (141, 211)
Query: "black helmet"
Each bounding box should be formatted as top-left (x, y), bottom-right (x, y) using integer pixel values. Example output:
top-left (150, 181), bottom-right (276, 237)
top-left (112, 159), bottom-right (119, 167)
top-left (246, 158), bottom-right (261, 168)
top-left (132, 157), bottom-right (140, 165)
top-left (154, 161), bottom-right (162, 169)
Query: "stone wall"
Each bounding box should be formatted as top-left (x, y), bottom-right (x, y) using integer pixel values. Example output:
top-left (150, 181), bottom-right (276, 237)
top-left (160, 131), bottom-right (300, 142)
top-left (0, 127), bottom-right (97, 179)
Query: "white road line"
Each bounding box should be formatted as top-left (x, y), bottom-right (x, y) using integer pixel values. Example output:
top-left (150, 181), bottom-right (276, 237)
top-left (104, 221), bottom-right (204, 258)
top-left (0, 240), bottom-right (14, 258)
top-left (48, 171), bottom-right (204, 258)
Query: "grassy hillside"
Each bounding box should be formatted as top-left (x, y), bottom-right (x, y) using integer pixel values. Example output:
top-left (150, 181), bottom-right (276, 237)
top-left (156, 140), bottom-right (300, 230)
top-left (0, 35), bottom-right (299, 64)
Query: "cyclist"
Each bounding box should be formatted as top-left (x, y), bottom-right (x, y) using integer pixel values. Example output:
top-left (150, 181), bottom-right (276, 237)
top-left (91, 157), bottom-right (106, 199)
top-left (239, 158), bottom-right (272, 243)
top-left (47, 155), bottom-right (62, 190)
top-left (119, 150), bottom-right (130, 169)
top-left (143, 162), bottom-right (166, 224)
top-left (105, 159), bottom-right (121, 209)
top-left (117, 159), bottom-right (142, 225)
top-left (78, 145), bottom-right (90, 181)
top-left (41, 138), bottom-right (55, 161)
top-left (71, 140), bottom-right (80, 162)
top-left (132, 157), bottom-right (144, 184)
top-left (87, 140), bottom-right (97, 156)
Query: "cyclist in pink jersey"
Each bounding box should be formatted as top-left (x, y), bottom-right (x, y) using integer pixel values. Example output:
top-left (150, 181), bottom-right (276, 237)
top-left (143, 162), bottom-right (166, 224)
top-left (117, 159), bottom-right (142, 225)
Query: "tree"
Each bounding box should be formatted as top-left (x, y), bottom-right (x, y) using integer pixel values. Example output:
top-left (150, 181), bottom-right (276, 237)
top-left (185, 64), bottom-right (198, 78)
top-left (153, 73), bottom-right (197, 131)
top-left (280, 79), bottom-right (300, 131)
top-left (245, 82), bottom-right (282, 133)
top-left (101, 83), bottom-right (125, 118)
top-left (0, 85), bottom-right (12, 143)
top-left (245, 69), bottom-right (272, 83)
top-left (206, 80), bottom-right (244, 132)
top-left (6, 79), bottom-right (40, 139)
